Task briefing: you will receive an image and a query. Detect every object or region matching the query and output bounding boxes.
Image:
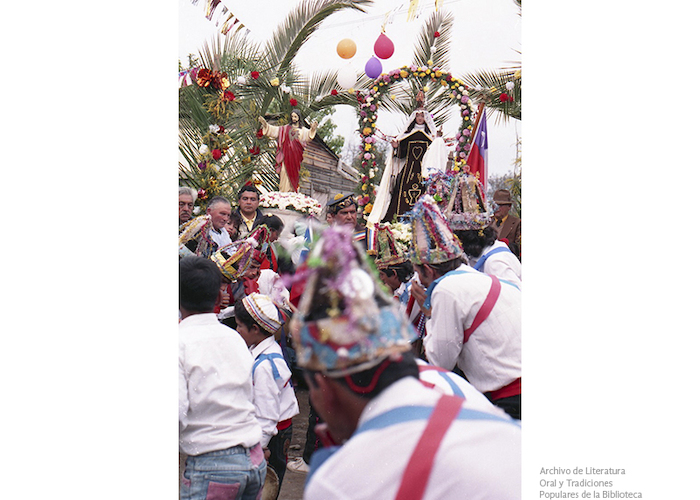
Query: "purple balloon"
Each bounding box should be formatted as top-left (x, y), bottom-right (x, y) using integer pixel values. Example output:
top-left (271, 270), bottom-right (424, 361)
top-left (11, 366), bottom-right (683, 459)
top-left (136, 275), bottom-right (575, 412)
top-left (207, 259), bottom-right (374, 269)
top-left (365, 56), bottom-right (382, 79)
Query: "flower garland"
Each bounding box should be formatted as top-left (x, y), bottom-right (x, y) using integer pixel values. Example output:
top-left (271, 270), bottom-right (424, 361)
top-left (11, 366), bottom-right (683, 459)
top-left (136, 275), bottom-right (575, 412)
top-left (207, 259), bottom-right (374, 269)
top-left (259, 191), bottom-right (323, 216)
top-left (354, 61), bottom-right (476, 221)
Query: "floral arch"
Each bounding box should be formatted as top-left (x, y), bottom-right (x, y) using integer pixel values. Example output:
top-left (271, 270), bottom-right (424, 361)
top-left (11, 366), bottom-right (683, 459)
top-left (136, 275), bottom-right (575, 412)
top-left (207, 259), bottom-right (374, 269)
top-left (352, 61), bottom-right (495, 219)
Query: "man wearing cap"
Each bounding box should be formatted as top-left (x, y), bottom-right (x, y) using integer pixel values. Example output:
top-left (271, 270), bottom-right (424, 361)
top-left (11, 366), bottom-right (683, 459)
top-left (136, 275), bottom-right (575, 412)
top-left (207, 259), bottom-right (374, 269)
top-left (409, 195), bottom-right (522, 420)
top-left (290, 225), bottom-right (521, 499)
top-left (491, 188), bottom-right (521, 260)
top-left (179, 256), bottom-right (266, 499)
top-left (326, 193), bottom-right (367, 249)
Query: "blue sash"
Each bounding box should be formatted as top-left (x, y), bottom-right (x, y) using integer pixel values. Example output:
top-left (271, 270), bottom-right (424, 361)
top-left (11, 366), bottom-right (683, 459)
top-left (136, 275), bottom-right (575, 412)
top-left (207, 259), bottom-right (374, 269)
top-left (305, 401), bottom-right (519, 482)
top-left (473, 246), bottom-right (511, 271)
top-left (252, 352), bottom-right (285, 380)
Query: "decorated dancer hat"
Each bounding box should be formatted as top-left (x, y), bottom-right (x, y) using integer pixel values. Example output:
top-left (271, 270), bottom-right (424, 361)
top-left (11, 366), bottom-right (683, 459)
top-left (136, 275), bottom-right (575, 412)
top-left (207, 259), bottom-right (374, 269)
top-left (178, 215), bottom-right (216, 258)
top-left (326, 193), bottom-right (357, 215)
top-left (289, 225), bottom-right (416, 376)
top-left (242, 293), bottom-right (283, 334)
top-left (368, 223), bottom-right (407, 269)
top-left (211, 225), bottom-right (271, 281)
top-left (408, 195), bottom-right (464, 265)
top-left (444, 172), bottom-right (492, 231)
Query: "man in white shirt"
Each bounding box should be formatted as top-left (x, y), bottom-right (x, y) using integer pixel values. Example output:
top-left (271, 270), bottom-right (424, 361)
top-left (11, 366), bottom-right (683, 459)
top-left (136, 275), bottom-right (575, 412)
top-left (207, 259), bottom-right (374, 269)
top-left (205, 196), bottom-right (233, 249)
top-left (409, 195), bottom-right (522, 419)
top-left (289, 225), bottom-right (521, 500)
top-left (179, 256), bottom-right (266, 500)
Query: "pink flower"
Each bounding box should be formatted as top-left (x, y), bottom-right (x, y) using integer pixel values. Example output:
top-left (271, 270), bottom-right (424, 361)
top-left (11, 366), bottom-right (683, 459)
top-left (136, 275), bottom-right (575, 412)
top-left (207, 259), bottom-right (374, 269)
top-left (364, 153), bottom-right (371, 160)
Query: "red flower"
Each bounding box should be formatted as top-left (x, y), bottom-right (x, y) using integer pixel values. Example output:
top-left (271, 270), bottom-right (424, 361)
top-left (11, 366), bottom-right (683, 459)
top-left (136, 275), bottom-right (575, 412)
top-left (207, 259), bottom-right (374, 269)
top-left (434, 31), bottom-right (440, 37)
top-left (289, 98), bottom-right (298, 107)
top-left (218, 125), bottom-right (225, 134)
top-left (331, 89), bottom-right (338, 96)
top-left (223, 90), bottom-right (235, 101)
top-left (212, 149), bottom-right (222, 160)
top-left (197, 188), bottom-right (208, 199)
top-left (256, 128), bottom-right (264, 139)
top-left (508, 96), bottom-right (514, 102)
top-left (499, 93), bottom-right (509, 102)
top-left (249, 146), bottom-right (261, 155)
top-left (251, 71), bottom-right (259, 80)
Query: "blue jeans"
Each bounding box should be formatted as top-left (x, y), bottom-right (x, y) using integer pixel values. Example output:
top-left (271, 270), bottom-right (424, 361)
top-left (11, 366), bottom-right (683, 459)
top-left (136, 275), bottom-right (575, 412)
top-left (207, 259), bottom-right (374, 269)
top-left (180, 443), bottom-right (267, 500)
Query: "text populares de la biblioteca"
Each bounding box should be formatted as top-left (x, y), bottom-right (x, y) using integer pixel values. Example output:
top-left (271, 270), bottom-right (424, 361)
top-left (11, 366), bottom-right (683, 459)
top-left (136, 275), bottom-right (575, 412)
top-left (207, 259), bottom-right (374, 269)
top-left (539, 467), bottom-right (642, 498)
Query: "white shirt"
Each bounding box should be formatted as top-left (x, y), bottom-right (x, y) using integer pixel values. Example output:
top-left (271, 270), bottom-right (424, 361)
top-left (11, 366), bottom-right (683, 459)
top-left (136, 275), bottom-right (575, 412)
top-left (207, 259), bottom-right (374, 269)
top-left (209, 226), bottom-right (232, 249)
top-left (304, 377), bottom-right (521, 500)
top-left (423, 264), bottom-right (521, 393)
top-left (179, 313), bottom-right (262, 455)
top-left (415, 359), bottom-right (502, 414)
top-left (468, 240), bottom-right (522, 288)
top-left (250, 336), bottom-right (300, 447)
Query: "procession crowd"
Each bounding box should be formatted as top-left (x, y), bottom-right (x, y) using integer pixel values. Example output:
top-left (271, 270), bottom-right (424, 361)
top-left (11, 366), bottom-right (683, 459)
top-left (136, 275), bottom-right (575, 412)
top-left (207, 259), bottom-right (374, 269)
top-left (178, 173), bottom-right (522, 499)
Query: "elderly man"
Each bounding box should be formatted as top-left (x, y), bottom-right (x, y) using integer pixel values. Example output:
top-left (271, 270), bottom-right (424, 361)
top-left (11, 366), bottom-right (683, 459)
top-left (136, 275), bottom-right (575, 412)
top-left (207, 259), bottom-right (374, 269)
top-left (235, 185), bottom-right (265, 237)
top-left (206, 196), bottom-right (233, 250)
top-left (409, 195), bottom-right (522, 420)
top-left (289, 225), bottom-right (521, 500)
top-left (179, 187), bottom-right (197, 226)
top-left (491, 188), bottom-right (521, 260)
top-left (326, 193), bottom-right (367, 250)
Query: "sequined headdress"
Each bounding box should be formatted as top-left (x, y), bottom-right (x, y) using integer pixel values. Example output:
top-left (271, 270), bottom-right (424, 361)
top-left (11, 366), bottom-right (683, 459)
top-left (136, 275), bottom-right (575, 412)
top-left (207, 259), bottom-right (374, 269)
top-left (289, 225), bottom-right (416, 376)
top-left (408, 195), bottom-right (464, 265)
top-left (368, 223), bottom-right (407, 269)
top-left (210, 225), bottom-right (271, 281)
top-left (444, 172), bottom-right (492, 231)
top-left (178, 215), bottom-right (217, 258)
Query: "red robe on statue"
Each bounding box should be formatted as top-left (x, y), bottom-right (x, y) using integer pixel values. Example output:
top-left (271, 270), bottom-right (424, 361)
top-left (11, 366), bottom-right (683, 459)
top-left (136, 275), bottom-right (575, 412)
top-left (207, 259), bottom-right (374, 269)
top-left (276, 125), bottom-right (305, 192)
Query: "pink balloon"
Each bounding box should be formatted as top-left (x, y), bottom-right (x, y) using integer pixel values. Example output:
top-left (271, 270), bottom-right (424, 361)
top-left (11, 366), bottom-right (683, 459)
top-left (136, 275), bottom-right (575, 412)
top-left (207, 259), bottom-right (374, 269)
top-left (365, 56), bottom-right (383, 79)
top-left (374, 33), bottom-right (394, 59)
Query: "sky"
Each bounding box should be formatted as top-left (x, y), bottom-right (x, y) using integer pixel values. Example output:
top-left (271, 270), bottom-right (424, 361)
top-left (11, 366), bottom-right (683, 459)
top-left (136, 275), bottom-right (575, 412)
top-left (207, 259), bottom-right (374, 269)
top-left (178, 0), bottom-right (522, 177)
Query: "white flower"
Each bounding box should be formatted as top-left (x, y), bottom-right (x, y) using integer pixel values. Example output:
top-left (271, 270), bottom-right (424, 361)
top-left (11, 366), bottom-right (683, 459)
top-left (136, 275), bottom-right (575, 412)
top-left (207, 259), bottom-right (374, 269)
top-left (475, 85), bottom-right (483, 91)
top-left (208, 124), bottom-right (219, 134)
top-left (199, 144), bottom-right (210, 155)
top-left (281, 85), bottom-right (291, 94)
top-left (505, 81), bottom-right (515, 90)
top-left (237, 76), bottom-right (246, 85)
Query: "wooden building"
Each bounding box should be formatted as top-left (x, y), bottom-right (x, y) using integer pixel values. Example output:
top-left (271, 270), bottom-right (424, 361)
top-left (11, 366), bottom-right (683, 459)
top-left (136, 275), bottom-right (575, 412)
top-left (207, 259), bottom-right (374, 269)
top-left (298, 135), bottom-right (359, 209)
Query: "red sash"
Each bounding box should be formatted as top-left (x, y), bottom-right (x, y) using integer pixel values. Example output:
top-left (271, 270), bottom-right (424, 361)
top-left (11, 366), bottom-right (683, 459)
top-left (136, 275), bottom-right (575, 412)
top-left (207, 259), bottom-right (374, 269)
top-left (463, 275), bottom-right (501, 343)
top-left (394, 394), bottom-right (464, 500)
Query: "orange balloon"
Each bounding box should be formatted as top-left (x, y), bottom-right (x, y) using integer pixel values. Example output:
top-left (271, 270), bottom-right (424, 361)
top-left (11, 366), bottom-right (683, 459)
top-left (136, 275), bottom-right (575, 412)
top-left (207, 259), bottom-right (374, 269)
top-left (337, 38), bottom-right (357, 59)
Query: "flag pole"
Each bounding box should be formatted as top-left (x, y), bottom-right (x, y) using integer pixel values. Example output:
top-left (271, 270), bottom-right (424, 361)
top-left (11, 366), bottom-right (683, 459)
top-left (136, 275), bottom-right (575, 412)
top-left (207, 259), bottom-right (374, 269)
top-left (468, 102), bottom-right (486, 149)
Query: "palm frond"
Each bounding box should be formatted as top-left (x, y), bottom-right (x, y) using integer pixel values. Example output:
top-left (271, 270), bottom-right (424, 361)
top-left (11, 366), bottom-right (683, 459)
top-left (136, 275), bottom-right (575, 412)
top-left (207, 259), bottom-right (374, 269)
top-left (411, 10), bottom-right (453, 72)
top-left (264, 0), bottom-right (371, 79)
top-left (461, 68), bottom-right (521, 123)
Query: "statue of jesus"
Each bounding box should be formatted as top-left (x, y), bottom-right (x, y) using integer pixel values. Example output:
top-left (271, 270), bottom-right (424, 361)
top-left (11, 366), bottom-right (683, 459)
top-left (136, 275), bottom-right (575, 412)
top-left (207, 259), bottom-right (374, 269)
top-left (258, 109), bottom-right (318, 192)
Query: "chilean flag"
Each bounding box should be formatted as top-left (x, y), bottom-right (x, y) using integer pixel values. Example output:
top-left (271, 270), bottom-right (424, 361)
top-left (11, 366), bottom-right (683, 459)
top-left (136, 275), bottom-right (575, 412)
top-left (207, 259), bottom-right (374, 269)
top-left (466, 111), bottom-right (488, 191)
